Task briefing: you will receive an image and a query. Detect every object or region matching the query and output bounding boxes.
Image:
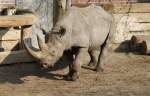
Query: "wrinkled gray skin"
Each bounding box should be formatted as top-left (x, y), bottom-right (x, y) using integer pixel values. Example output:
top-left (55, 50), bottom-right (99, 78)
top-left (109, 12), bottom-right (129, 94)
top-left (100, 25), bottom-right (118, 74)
top-left (24, 5), bottom-right (115, 81)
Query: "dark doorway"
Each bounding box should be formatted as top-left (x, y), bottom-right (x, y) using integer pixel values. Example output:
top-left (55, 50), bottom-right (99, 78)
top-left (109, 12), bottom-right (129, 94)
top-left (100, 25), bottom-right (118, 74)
top-left (138, 0), bottom-right (150, 3)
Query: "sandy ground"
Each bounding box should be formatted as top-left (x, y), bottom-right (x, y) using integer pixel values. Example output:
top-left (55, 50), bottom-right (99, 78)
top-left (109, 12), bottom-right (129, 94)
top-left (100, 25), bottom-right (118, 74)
top-left (0, 50), bottom-right (150, 96)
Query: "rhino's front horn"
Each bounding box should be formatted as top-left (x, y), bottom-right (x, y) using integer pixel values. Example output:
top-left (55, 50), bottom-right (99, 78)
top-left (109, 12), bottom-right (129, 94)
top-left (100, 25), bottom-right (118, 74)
top-left (24, 39), bottom-right (43, 60)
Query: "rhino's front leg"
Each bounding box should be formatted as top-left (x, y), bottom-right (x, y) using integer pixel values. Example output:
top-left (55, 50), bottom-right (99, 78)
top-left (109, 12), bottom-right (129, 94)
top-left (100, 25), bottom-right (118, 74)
top-left (67, 48), bottom-right (87, 81)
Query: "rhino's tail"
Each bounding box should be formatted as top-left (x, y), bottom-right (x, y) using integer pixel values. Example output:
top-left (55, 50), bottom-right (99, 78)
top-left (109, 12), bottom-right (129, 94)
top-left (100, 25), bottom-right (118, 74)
top-left (104, 16), bottom-right (116, 50)
top-left (95, 17), bottom-right (116, 72)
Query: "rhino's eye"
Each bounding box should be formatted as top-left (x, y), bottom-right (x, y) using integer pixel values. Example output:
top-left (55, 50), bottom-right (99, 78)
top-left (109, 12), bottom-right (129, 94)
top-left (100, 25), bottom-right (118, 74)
top-left (52, 50), bottom-right (56, 54)
top-left (50, 50), bottom-right (56, 56)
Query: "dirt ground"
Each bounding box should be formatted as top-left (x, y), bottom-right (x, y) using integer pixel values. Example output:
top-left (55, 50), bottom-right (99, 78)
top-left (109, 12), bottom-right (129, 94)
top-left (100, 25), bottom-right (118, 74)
top-left (0, 50), bottom-right (150, 96)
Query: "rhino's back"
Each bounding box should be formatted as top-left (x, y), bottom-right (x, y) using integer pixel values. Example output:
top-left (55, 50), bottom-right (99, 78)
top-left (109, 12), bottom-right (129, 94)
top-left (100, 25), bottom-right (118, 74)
top-left (60, 5), bottom-right (113, 49)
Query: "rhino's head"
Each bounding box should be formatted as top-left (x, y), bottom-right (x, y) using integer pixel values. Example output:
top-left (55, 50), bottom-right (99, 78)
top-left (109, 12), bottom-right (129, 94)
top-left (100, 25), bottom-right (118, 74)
top-left (24, 26), bottom-right (66, 68)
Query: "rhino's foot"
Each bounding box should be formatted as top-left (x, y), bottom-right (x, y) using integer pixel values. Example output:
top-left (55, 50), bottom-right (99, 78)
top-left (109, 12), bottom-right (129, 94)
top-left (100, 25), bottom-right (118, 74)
top-left (88, 62), bottom-right (96, 67)
top-left (64, 71), bottom-right (79, 81)
top-left (94, 66), bottom-right (104, 72)
top-left (82, 64), bottom-right (95, 71)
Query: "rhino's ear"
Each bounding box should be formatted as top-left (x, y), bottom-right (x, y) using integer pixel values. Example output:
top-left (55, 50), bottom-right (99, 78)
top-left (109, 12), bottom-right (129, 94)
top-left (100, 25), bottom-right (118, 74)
top-left (59, 26), bottom-right (66, 36)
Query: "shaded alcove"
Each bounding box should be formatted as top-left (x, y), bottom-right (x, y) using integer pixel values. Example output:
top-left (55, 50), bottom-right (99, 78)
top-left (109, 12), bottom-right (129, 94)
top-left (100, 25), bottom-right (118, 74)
top-left (137, 0), bottom-right (150, 3)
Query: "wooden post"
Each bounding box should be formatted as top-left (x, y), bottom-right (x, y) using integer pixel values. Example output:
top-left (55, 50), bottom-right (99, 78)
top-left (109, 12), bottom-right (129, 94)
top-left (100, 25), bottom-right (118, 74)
top-left (0, 14), bottom-right (37, 27)
top-left (58, 0), bottom-right (71, 16)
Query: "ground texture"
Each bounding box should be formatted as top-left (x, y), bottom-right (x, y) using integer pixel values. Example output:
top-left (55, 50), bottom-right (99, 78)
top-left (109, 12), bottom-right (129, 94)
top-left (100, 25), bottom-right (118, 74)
top-left (0, 51), bottom-right (150, 96)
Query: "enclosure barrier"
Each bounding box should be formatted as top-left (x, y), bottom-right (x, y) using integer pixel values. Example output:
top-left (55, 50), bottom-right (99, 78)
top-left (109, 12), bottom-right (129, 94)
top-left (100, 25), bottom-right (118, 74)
top-left (0, 13), bottom-right (37, 64)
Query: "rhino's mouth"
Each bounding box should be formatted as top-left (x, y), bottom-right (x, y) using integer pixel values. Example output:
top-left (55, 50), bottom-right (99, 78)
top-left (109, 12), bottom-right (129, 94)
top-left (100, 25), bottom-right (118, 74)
top-left (40, 60), bottom-right (56, 68)
top-left (40, 62), bottom-right (50, 68)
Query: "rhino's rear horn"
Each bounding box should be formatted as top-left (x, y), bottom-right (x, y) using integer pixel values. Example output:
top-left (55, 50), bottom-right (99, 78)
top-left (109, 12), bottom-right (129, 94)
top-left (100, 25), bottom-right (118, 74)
top-left (37, 35), bottom-right (49, 51)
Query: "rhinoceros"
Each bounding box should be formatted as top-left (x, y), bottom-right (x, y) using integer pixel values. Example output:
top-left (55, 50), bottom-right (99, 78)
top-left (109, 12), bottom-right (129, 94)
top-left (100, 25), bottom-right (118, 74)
top-left (24, 5), bottom-right (115, 81)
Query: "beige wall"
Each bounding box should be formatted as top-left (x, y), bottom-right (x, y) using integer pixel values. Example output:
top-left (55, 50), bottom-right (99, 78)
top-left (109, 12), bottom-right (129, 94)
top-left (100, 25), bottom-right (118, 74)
top-left (112, 3), bottom-right (150, 43)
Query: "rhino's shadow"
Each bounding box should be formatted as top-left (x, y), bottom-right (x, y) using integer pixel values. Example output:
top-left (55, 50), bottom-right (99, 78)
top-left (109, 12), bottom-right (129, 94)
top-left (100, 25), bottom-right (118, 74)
top-left (0, 50), bottom-right (73, 84)
top-left (114, 40), bottom-right (146, 55)
top-left (114, 40), bottom-right (131, 53)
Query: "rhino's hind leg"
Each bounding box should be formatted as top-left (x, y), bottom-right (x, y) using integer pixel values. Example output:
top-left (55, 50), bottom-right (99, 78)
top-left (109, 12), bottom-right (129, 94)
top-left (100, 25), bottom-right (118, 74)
top-left (95, 44), bottom-right (108, 72)
top-left (65, 48), bottom-right (87, 81)
top-left (88, 50), bottom-right (99, 67)
top-left (82, 50), bottom-right (99, 71)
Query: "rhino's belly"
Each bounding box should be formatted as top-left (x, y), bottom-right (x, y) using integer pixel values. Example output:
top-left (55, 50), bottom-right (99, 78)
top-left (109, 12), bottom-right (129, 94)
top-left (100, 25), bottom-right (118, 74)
top-left (89, 32), bottom-right (108, 50)
top-left (88, 41), bottom-right (102, 50)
